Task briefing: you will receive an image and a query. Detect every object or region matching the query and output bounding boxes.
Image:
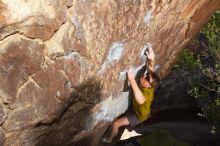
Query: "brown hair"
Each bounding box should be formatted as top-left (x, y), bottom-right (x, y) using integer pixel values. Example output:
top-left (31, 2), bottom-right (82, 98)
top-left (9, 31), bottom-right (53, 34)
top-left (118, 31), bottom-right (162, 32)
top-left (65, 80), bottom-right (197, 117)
top-left (148, 71), bottom-right (160, 89)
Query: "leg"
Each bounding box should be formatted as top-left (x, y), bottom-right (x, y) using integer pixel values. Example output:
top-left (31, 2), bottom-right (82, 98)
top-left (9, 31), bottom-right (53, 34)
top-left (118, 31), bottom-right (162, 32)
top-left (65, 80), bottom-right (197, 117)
top-left (109, 116), bottom-right (129, 141)
top-left (101, 116), bottom-right (129, 144)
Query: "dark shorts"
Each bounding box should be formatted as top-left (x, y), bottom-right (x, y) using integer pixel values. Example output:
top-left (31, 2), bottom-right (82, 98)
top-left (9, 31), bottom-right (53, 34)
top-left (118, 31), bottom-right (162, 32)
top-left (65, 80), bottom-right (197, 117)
top-left (127, 111), bottom-right (142, 127)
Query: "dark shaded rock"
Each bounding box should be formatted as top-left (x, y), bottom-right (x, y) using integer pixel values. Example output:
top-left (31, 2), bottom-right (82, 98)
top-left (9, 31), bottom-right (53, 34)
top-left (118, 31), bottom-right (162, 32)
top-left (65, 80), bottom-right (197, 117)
top-left (152, 69), bottom-right (197, 114)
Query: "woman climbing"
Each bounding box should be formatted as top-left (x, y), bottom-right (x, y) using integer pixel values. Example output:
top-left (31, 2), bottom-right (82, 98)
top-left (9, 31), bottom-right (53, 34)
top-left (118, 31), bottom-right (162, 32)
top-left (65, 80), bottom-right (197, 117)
top-left (101, 44), bottom-right (160, 144)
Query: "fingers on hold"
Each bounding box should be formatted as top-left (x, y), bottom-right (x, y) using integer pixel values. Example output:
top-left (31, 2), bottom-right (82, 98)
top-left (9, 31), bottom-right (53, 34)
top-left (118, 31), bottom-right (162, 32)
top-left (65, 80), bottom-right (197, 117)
top-left (149, 47), bottom-right (155, 54)
top-left (148, 47), bottom-right (153, 52)
top-left (146, 51), bottom-right (149, 57)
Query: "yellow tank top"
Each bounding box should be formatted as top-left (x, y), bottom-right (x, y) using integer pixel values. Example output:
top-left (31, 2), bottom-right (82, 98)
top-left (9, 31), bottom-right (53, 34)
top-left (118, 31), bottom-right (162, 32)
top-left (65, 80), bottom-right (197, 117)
top-left (133, 87), bottom-right (154, 122)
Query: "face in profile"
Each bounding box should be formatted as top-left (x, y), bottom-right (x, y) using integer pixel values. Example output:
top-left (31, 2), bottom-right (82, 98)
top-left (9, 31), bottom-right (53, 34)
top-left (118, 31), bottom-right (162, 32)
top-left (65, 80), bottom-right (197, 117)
top-left (140, 74), bottom-right (152, 88)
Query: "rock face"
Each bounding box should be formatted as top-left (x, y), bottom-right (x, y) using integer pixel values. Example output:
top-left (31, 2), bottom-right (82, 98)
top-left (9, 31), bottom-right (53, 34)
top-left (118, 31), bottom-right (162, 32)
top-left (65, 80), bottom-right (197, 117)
top-left (0, 0), bottom-right (219, 146)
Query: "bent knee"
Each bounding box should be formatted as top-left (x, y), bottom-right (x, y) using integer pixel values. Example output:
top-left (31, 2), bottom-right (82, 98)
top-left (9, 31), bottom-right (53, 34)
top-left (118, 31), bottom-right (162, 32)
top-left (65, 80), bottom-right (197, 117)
top-left (113, 117), bottom-right (129, 128)
top-left (112, 120), bottom-right (120, 128)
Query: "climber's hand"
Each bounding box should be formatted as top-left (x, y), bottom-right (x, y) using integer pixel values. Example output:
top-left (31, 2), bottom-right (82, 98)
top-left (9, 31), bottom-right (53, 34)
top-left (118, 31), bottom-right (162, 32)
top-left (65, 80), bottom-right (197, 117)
top-left (126, 68), bottom-right (135, 81)
top-left (145, 44), bottom-right (155, 61)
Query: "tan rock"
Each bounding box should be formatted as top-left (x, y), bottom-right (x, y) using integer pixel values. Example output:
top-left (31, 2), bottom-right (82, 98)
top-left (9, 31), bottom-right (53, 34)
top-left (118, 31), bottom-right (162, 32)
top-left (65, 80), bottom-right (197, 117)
top-left (45, 21), bottom-right (76, 59)
top-left (0, 102), bottom-right (7, 125)
top-left (0, 128), bottom-right (5, 146)
top-left (0, 0), bottom-right (219, 146)
top-left (0, 35), bottom-right (44, 103)
top-left (0, 0), bottom-right (67, 41)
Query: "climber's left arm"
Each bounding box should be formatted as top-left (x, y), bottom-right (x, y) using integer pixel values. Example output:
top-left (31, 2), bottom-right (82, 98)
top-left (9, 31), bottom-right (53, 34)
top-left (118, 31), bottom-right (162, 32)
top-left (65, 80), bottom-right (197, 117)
top-left (145, 44), bottom-right (155, 73)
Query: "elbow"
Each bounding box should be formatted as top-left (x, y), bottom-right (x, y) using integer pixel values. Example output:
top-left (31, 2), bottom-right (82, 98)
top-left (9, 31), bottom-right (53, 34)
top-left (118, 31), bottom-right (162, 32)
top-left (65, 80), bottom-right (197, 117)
top-left (137, 96), bottom-right (146, 105)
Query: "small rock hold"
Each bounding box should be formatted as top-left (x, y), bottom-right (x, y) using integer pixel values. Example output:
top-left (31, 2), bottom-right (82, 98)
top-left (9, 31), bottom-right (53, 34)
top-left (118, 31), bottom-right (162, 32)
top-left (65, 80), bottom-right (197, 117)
top-left (66, 0), bottom-right (73, 8)
top-left (0, 103), bottom-right (7, 125)
top-left (56, 90), bottom-right (61, 97)
top-left (64, 81), bottom-right (72, 88)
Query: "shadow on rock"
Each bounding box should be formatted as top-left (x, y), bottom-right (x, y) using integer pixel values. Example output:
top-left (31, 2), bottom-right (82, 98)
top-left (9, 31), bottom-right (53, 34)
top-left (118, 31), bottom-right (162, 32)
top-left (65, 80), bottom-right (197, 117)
top-left (19, 77), bottom-right (104, 146)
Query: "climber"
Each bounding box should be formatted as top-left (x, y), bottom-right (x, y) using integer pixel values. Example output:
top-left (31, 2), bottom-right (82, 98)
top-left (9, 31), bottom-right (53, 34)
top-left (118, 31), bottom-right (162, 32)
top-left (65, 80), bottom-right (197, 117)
top-left (101, 44), bottom-right (160, 144)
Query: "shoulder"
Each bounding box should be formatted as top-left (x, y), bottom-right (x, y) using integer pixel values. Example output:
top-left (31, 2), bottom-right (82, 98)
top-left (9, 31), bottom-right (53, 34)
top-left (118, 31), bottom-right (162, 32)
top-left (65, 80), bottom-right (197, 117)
top-left (141, 87), bottom-right (154, 97)
top-left (141, 87), bottom-right (154, 91)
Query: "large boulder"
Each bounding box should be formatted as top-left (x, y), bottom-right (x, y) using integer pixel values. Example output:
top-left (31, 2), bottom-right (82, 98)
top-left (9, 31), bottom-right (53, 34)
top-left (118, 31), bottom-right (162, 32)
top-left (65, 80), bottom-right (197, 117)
top-left (0, 0), bottom-right (219, 146)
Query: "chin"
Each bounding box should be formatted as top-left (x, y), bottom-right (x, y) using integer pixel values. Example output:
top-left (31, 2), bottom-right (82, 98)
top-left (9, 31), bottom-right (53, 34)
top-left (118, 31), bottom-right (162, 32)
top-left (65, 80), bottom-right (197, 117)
top-left (145, 84), bottom-right (151, 88)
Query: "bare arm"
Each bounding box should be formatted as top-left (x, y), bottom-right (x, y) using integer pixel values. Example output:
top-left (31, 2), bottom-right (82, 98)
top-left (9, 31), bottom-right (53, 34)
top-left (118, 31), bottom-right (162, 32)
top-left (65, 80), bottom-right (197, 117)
top-left (148, 58), bottom-right (155, 73)
top-left (127, 69), bottom-right (145, 104)
top-left (145, 44), bottom-right (155, 73)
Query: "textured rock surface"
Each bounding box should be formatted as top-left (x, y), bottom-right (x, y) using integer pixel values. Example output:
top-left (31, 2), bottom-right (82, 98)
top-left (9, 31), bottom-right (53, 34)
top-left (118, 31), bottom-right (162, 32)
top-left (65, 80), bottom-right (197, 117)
top-left (0, 0), bottom-right (220, 146)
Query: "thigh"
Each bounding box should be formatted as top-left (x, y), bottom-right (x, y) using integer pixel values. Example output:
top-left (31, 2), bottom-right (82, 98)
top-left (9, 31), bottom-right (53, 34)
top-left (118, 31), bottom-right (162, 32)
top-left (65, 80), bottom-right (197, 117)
top-left (127, 112), bottom-right (142, 127)
top-left (114, 117), bottom-right (130, 127)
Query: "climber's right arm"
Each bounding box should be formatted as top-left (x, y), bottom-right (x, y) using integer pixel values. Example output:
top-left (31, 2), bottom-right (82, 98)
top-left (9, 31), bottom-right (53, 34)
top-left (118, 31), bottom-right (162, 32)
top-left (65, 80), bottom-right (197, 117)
top-left (127, 69), bottom-right (146, 105)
